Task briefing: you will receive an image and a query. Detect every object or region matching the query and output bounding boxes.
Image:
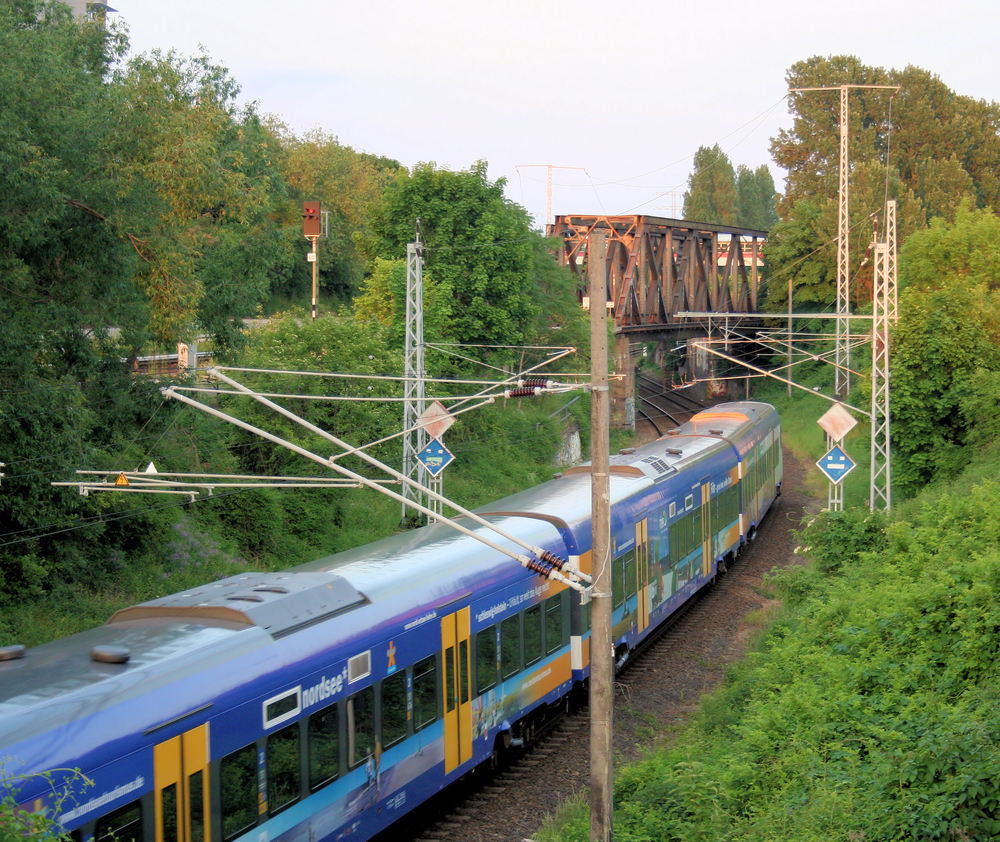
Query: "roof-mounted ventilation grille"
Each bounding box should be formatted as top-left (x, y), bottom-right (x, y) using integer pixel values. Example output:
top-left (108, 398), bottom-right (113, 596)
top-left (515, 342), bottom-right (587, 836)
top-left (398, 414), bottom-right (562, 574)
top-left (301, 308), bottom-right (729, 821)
top-left (636, 455), bottom-right (677, 479)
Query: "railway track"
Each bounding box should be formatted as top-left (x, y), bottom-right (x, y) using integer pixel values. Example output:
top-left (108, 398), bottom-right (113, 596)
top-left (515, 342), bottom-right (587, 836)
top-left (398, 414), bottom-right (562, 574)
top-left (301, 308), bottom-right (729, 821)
top-left (388, 448), bottom-right (814, 842)
top-left (636, 373), bottom-right (705, 437)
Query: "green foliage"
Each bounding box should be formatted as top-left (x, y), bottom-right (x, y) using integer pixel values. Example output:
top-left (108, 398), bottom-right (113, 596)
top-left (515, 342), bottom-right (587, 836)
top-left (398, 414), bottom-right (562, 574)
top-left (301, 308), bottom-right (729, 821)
top-left (541, 392), bottom-right (1000, 842)
top-left (683, 144), bottom-right (738, 225)
top-left (525, 235), bottom-right (591, 355)
top-left (901, 201), bottom-right (1000, 292)
top-left (683, 147), bottom-right (777, 230)
top-left (275, 127), bottom-right (401, 304)
top-left (760, 199), bottom-right (832, 309)
top-left (108, 48), bottom-right (292, 344)
top-left (0, 769), bottom-right (89, 842)
top-left (366, 160), bottom-right (539, 352)
top-left (353, 256), bottom-right (454, 345)
top-left (768, 55), bottom-right (1000, 308)
top-left (736, 164), bottom-right (779, 230)
top-left (796, 508), bottom-right (888, 574)
top-left (891, 218), bottom-right (1000, 492)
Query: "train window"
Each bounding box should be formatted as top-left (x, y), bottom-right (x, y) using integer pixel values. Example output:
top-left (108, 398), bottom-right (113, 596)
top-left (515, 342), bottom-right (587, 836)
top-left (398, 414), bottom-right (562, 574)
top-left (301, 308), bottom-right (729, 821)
top-left (669, 520), bottom-right (683, 562)
top-left (162, 782), bottom-right (178, 842)
top-left (308, 704), bottom-right (340, 789)
top-left (612, 558), bottom-right (625, 608)
top-left (444, 644), bottom-right (456, 713)
top-left (94, 800), bottom-right (142, 842)
top-left (545, 595), bottom-right (564, 655)
top-left (220, 744), bottom-right (257, 841)
top-left (500, 614), bottom-right (520, 678)
top-left (381, 670), bottom-right (408, 748)
top-left (413, 654), bottom-right (438, 731)
top-left (476, 625), bottom-right (498, 694)
top-left (624, 550), bottom-right (637, 599)
top-left (347, 686), bottom-right (375, 768)
top-left (263, 686), bottom-right (300, 730)
top-left (459, 639), bottom-right (470, 705)
top-left (524, 604), bottom-right (543, 666)
top-left (267, 722), bottom-right (301, 815)
top-left (189, 769), bottom-right (205, 842)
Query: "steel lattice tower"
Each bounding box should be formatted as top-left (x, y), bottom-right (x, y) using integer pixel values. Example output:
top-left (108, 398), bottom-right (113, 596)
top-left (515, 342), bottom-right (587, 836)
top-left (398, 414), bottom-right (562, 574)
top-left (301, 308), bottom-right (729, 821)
top-left (870, 200), bottom-right (897, 510)
top-left (835, 86), bottom-right (851, 400)
top-left (401, 232), bottom-right (443, 523)
top-left (402, 238), bottom-right (430, 521)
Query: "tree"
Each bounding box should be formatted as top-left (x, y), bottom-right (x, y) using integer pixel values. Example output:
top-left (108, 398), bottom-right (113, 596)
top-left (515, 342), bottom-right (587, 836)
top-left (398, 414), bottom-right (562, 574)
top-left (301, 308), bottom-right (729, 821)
top-left (891, 206), bottom-right (1000, 492)
top-left (353, 257), bottom-right (454, 345)
top-left (760, 199), bottom-right (832, 310)
top-left (766, 55), bottom-right (1000, 310)
top-left (277, 128), bottom-right (401, 304)
top-left (0, 6), bottom-right (292, 597)
top-left (107, 49), bottom-right (292, 347)
top-left (736, 164), bottom-right (779, 230)
top-left (683, 144), bottom-right (738, 225)
top-left (366, 161), bottom-right (538, 353)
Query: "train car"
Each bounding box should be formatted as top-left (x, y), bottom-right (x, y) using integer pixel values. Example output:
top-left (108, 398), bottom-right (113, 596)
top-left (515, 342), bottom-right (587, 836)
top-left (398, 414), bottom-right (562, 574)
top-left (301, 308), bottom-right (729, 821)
top-left (0, 401), bottom-right (781, 842)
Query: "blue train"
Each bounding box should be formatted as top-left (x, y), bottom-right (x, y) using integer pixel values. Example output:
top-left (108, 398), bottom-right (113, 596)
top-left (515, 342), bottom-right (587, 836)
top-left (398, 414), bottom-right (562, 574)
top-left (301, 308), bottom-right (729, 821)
top-left (0, 401), bottom-right (781, 842)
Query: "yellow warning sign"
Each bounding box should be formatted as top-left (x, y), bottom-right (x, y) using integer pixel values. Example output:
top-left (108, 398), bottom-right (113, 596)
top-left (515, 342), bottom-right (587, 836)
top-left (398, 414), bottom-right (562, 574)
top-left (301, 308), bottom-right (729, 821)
top-left (114, 473), bottom-right (130, 487)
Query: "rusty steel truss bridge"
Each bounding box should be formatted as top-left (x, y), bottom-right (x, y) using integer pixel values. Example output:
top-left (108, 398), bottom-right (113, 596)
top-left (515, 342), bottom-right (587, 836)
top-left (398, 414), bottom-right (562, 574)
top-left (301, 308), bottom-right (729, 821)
top-left (552, 214), bottom-right (767, 332)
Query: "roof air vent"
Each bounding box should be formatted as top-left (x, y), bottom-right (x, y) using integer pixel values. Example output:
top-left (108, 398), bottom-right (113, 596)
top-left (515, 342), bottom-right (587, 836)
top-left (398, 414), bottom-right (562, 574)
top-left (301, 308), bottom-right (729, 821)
top-left (667, 429), bottom-right (681, 436)
top-left (619, 447), bottom-right (635, 455)
top-left (709, 428), bottom-right (724, 435)
top-left (666, 448), bottom-right (683, 456)
top-left (0, 644), bottom-right (26, 661)
top-left (92, 645), bottom-right (130, 664)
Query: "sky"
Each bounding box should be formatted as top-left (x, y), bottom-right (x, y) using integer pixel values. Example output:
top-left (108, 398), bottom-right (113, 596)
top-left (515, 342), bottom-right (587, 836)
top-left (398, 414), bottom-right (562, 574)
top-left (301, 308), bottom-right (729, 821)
top-left (115, 0), bottom-right (1000, 231)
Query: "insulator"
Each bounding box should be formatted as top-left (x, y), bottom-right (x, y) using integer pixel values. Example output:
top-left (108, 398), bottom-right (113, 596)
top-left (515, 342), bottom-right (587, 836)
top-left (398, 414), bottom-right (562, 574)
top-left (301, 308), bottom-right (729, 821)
top-left (506, 387), bottom-right (537, 398)
top-left (526, 557), bottom-right (555, 576)
top-left (538, 549), bottom-right (567, 570)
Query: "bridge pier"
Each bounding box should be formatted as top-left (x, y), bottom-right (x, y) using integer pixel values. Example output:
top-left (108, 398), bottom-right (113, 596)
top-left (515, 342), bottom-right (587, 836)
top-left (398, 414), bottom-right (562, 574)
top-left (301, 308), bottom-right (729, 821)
top-left (612, 333), bottom-right (635, 430)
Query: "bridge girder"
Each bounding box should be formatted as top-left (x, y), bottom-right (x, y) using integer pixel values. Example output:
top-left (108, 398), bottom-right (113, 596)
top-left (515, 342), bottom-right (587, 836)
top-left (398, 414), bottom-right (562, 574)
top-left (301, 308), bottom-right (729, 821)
top-left (552, 215), bottom-right (767, 330)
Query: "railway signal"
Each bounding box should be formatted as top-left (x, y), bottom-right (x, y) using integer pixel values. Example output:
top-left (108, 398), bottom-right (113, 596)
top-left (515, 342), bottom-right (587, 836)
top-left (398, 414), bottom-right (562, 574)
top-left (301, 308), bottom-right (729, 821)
top-left (303, 201), bottom-right (321, 319)
top-left (302, 201), bottom-right (321, 237)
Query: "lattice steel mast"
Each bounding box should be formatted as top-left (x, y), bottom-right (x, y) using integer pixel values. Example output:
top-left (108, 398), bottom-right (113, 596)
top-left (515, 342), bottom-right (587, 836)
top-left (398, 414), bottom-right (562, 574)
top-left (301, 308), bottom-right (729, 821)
top-left (790, 84), bottom-right (900, 401)
top-left (401, 223), bottom-right (441, 522)
top-left (870, 200), bottom-right (897, 510)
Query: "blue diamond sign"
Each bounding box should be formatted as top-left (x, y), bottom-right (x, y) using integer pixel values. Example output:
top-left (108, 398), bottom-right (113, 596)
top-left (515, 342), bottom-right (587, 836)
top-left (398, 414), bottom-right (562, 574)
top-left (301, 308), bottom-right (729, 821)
top-left (416, 438), bottom-right (454, 477)
top-left (817, 444), bottom-right (856, 485)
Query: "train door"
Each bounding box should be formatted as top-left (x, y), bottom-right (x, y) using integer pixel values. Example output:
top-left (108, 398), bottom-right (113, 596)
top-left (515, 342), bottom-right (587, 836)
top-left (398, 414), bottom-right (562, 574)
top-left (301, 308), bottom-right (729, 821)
top-left (441, 607), bottom-right (473, 773)
top-left (700, 478), bottom-right (712, 578)
top-left (153, 723), bottom-right (210, 842)
top-left (635, 518), bottom-right (650, 634)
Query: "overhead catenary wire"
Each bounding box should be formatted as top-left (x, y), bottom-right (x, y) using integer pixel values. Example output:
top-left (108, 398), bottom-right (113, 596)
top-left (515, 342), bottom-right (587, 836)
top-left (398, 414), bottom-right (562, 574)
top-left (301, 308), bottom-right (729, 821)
top-left (164, 369), bottom-right (591, 590)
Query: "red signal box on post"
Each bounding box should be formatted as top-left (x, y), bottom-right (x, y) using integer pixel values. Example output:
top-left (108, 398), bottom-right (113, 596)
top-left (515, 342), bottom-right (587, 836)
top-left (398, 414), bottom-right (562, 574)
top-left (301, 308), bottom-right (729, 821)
top-left (303, 202), bottom-right (321, 237)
